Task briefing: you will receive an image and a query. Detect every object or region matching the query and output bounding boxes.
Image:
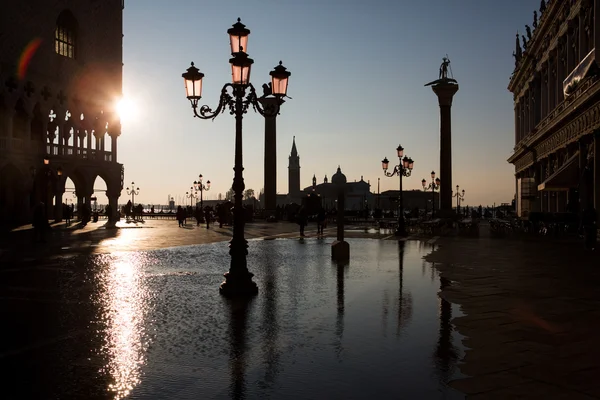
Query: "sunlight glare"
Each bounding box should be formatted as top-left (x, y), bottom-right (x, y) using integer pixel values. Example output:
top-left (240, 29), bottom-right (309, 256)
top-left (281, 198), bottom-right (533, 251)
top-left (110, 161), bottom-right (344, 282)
top-left (116, 97), bottom-right (138, 122)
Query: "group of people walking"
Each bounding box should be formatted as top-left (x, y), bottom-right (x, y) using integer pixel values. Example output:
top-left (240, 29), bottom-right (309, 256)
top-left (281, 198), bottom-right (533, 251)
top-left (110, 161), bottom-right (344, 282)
top-left (295, 206), bottom-right (327, 237)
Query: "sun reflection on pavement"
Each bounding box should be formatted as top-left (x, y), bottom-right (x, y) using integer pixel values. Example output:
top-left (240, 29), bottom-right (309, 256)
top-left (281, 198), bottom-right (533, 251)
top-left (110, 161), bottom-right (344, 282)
top-left (95, 253), bottom-right (152, 399)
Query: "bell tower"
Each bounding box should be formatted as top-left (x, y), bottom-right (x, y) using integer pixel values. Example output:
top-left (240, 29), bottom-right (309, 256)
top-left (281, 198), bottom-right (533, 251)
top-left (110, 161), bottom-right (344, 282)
top-left (288, 136), bottom-right (300, 196)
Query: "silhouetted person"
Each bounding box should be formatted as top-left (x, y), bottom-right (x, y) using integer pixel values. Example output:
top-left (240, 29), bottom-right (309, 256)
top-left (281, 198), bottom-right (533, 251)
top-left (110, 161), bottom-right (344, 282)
top-left (204, 207), bottom-right (211, 229)
top-left (582, 206), bottom-right (597, 250)
top-left (81, 204), bottom-right (91, 226)
top-left (194, 206), bottom-right (202, 226)
top-left (176, 205), bottom-right (185, 227)
top-left (317, 207), bottom-right (326, 236)
top-left (296, 206), bottom-right (307, 237)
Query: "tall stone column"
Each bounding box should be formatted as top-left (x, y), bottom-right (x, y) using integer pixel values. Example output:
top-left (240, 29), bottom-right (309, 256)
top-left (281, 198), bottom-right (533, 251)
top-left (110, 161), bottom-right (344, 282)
top-left (431, 82), bottom-right (459, 216)
top-left (258, 96), bottom-right (281, 213)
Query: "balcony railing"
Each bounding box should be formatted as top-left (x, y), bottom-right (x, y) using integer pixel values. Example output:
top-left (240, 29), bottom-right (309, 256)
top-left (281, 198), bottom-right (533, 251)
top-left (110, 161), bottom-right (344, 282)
top-left (0, 138), bottom-right (115, 163)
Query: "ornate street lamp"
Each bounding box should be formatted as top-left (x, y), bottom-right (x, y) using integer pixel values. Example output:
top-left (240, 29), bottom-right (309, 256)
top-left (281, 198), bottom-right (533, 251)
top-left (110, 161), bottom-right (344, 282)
top-left (193, 174), bottom-right (211, 211)
top-left (422, 171), bottom-right (441, 218)
top-left (382, 144), bottom-right (414, 236)
top-left (452, 185), bottom-right (466, 213)
top-left (181, 18), bottom-right (291, 297)
top-left (186, 187), bottom-right (198, 207)
top-left (126, 182), bottom-right (140, 207)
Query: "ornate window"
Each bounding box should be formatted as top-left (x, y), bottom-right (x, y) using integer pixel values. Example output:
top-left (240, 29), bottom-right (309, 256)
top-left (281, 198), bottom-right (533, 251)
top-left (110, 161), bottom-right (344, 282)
top-left (55, 11), bottom-right (77, 59)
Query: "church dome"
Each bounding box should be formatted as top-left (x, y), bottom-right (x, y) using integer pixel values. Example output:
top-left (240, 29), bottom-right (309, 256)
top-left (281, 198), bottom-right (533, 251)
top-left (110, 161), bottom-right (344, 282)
top-left (331, 166), bottom-right (347, 185)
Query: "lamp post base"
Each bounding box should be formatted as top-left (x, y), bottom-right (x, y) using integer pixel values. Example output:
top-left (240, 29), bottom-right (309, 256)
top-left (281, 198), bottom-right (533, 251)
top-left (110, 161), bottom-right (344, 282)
top-left (219, 271), bottom-right (258, 297)
top-left (394, 219), bottom-right (407, 237)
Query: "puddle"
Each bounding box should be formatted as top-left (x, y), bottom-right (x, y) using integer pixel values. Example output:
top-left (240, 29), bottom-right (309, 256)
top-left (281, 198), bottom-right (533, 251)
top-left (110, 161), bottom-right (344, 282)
top-left (4, 239), bottom-right (466, 399)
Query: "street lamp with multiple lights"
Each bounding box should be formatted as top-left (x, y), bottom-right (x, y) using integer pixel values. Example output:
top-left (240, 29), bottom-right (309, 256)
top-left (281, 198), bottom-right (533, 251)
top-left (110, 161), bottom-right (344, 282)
top-left (421, 171), bottom-right (441, 218)
top-left (181, 18), bottom-right (291, 297)
top-left (382, 145), bottom-right (414, 236)
top-left (453, 185), bottom-right (465, 213)
top-left (126, 182), bottom-right (139, 207)
top-left (186, 187), bottom-right (198, 207)
top-left (193, 174), bottom-right (211, 210)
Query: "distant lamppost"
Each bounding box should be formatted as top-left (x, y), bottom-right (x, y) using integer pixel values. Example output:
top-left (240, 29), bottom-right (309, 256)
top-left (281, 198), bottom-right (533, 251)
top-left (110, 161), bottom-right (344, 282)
top-left (193, 174), bottom-right (211, 210)
top-left (422, 171), bottom-right (441, 218)
top-left (126, 182), bottom-right (139, 207)
top-left (181, 18), bottom-right (291, 297)
top-left (186, 187), bottom-right (198, 207)
top-left (382, 145), bottom-right (414, 236)
top-left (452, 185), bottom-right (465, 213)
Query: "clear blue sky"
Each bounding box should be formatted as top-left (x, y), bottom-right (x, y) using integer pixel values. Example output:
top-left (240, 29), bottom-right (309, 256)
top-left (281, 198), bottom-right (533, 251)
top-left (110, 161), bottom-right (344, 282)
top-left (111, 0), bottom-right (540, 207)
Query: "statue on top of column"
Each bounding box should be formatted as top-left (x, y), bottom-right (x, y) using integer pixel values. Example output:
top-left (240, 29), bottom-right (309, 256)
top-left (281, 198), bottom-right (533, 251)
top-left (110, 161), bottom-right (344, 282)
top-left (425, 56), bottom-right (457, 86)
top-left (540, 0), bottom-right (546, 14)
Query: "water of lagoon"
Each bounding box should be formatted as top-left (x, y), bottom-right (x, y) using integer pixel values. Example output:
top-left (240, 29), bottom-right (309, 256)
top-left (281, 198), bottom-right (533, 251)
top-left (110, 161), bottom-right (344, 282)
top-left (5, 239), bottom-right (466, 399)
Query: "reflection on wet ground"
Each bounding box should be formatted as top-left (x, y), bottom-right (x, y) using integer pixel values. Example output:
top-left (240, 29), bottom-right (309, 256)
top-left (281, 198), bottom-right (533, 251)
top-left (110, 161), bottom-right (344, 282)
top-left (2, 239), bottom-right (466, 399)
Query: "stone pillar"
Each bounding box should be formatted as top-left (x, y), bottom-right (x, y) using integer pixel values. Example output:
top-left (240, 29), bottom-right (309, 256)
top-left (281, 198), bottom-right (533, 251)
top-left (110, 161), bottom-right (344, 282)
top-left (259, 97), bottom-right (280, 213)
top-left (595, 0), bottom-right (600, 50)
top-left (431, 82), bottom-right (459, 216)
top-left (54, 191), bottom-right (64, 222)
top-left (514, 105), bottom-right (520, 144)
top-left (557, 43), bottom-right (565, 105)
top-left (331, 167), bottom-right (349, 261)
top-left (594, 131), bottom-right (600, 213)
top-left (579, 140), bottom-right (588, 213)
top-left (541, 67), bottom-right (547, 119)
top-left (107, 190), bottom-right (121, 225)
top-left (110, 133), bottom-right (118, 162)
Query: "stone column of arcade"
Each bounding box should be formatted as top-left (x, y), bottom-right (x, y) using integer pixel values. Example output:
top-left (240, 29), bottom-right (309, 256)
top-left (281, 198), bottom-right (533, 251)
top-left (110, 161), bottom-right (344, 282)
top-left (259, 95), bottom-right (281, 215)
top-left (426, 57), bottom-right (459, 218)
top-left (106, 190), bottom-right (121, 226)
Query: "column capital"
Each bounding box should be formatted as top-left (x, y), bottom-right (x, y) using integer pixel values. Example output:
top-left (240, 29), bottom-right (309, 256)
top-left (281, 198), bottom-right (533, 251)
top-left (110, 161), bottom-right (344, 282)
top-left (431, 83), bottom-right (459, 107)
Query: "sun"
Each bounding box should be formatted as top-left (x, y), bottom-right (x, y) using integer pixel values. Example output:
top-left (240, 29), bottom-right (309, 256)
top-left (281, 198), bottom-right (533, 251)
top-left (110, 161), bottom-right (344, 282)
top-left (115, 97), bottom-right (138, 122)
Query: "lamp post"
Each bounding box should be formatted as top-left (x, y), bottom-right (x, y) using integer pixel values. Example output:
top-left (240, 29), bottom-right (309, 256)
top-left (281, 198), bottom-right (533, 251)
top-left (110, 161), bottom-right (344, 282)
top-left (382, 145), bottom-right (414, 236)
top-left (452, 185), bottom-right (465, 213)
top-left (126, 182), bottom-right (139, 207)
top-left (181, 18), bottom-right (291, 297)
top-left (421, 171), bottom-right (441, 218)
top-left (186, 187), bottom-right (198, 207)
top-left (193, 174), bottom-right (211, 210)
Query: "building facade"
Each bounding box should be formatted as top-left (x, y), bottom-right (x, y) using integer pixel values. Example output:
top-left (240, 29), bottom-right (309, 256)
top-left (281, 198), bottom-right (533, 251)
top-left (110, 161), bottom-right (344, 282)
top-left (303, 173), bottom-right (373, 210)
top-left (0, 1), bottom-right (124, 224)
top-left (508, 0), bottom-right (600, 218)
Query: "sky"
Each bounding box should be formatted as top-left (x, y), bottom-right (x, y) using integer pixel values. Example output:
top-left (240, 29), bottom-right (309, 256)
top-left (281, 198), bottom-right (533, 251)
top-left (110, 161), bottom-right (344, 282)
top-left (108, 0), bottom-right (541, 207)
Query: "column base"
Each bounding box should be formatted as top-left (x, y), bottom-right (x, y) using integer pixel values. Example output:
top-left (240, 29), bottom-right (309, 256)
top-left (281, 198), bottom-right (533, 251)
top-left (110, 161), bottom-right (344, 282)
top-left (219, 271), bottom-right (258, 297)
top-left (331, 240), bottom-right (350, 261)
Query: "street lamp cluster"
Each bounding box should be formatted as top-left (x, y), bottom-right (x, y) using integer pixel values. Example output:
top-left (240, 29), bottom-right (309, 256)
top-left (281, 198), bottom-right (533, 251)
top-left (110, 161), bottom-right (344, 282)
top-left (185, 188), bottom-right (198, 207)
top-left (453, 185), bottom-right (466, 212)
top-left (126, 182), bottom-right (139, 206)
top-left (381, 145), bottom-right (414, 236)
top-left (193, 174), bottom-right (211, 210)
top-left (181, 18), bottom-right (291, 297)
top-left (422, 171), bottom-right (441, 218)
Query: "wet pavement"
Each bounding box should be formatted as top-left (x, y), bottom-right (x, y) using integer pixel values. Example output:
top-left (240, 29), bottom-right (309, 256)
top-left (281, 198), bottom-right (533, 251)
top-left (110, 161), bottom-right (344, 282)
top-left (1, 236), bottom-right (465, 399)
top-left (426, 234), bottom-right (600, 399)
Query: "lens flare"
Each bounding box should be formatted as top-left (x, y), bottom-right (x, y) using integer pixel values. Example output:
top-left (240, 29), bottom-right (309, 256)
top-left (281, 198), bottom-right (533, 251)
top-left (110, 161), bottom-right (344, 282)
top-left (17, 38), bottom-right (43, 80)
